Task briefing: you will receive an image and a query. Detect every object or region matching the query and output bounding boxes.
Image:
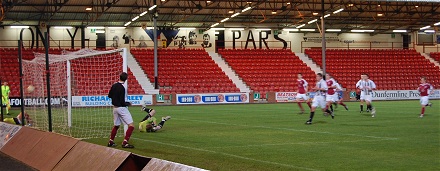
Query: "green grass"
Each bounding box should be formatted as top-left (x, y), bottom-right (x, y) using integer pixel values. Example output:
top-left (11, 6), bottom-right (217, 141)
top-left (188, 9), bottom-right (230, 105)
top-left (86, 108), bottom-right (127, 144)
top-left (6, 100), bottom-right (440, 170)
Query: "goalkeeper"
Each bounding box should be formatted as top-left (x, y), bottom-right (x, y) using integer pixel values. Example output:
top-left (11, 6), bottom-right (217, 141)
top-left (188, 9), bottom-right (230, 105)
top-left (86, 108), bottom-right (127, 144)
top-left (3, 111), bottom-right (33, 126)
top-left (139, 107), bottom-right (171, 132)
top-left (1, 82), bottom-right (11, 115)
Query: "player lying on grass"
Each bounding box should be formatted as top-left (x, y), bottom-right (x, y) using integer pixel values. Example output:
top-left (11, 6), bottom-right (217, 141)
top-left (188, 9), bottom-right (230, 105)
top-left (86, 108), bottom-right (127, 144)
top-left (418, 77), bottom-right (434, 118)
top-left (3, 112), bottom-right (33, 126)
top-left (139, 107), bottom-right (171, 132)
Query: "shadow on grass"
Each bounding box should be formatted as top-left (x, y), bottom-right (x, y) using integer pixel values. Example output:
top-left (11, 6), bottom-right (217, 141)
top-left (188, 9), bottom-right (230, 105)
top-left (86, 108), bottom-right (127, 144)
top-left (313, 121), bottom-right (328, 124)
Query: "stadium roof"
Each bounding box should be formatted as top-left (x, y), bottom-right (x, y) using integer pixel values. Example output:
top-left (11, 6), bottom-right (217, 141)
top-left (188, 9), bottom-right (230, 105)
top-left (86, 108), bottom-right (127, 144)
top-left (1, 0), bottom-right (439, 33)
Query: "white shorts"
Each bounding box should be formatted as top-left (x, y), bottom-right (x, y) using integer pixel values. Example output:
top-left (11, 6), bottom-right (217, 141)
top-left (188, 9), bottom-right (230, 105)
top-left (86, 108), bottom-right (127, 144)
top-left (296, 93), bottom-right (309, 101)
top-left (420, 96), bottom-right (429, 106)
top-left (326, 94), bottom-right (338, 102)
top-left (312, 95), bottom-right (326, 109)
top-left (113, 107), bottom-right (133, 126)
top-left (360, 91), bottom-right (373, 102)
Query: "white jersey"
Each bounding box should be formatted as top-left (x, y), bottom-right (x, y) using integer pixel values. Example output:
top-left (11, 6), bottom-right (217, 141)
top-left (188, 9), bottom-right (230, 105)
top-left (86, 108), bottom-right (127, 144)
top-left (332, 79), bottom-right (342, 90)
top-left (356, 79), bottom-right (376, 95)
top-left (315, 79), bottom-right (328, 96)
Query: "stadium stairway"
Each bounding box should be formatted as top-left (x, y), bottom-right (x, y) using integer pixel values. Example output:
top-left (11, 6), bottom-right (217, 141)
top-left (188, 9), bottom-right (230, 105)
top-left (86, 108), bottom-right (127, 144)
top-left (125, 51), bottom-right (158, 94)
top-left (295, 53), bottom-right (322, 75)
top-left (421, 53), bottom-right (440, 68)
top-left (218, 49), bottom-right (316, 96)
top-left (208, 52), bottom-right (251, 93)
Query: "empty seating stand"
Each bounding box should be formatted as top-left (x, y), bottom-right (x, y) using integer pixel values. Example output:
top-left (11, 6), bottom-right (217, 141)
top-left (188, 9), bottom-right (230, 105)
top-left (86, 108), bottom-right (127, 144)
top-left (131, 48), bottom-right (240, 94)
top-left (305, 49), bottom-right (440, 90)
top-left (218, 49), bottom-right (316, 97)
top-left (430, 52), bottom-right (440, 63)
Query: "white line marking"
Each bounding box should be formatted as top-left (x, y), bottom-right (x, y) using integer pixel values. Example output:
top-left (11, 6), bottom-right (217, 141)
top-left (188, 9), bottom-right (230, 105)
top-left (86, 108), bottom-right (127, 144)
top-left (206, 139), bottom-right (395, 149)
top-left (132, 137), bottom-right (320, 171)
top-left (174, 118), bottom-right (398, 140)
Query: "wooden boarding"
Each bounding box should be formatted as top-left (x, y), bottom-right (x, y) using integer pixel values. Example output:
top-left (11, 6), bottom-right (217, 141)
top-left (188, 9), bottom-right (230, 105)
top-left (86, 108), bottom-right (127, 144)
top-left (53, 141), bottom-right (131, 171)
top-left (142, 158), bottom-right (208, 171)
top-left (0, 127), bottom-right (78, 171)
top-left (117, 154), bottom-right (151, 171)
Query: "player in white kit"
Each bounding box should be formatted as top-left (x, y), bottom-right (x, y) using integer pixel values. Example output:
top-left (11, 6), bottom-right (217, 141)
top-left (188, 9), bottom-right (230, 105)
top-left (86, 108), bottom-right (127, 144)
top-left (418, 77), bottom-right (434, 118)
top-left (306, 73), bottom-right (334, 125)
top-left (295, 73), bottom-right (310, 114)
top-left (355, 73), bottom-right (377, 117)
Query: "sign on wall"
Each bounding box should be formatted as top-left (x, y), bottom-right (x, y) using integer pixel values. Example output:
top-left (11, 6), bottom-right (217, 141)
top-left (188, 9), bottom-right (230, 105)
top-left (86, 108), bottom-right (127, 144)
top-left (71, 95), bottom-right (153, 107)
top-left (372, 90), bottom-right (440, 100)
top-left (176, 93), bottom-right (249, 105)
top-left (8, 97), bottom-right (66, 107)
top-left (275, 92), bottom-right (298, 102)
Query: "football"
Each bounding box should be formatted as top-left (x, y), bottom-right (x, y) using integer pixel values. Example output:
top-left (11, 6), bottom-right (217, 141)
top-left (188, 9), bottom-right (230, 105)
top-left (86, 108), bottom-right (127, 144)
top-left (27, 85), bottom-right (35, 93)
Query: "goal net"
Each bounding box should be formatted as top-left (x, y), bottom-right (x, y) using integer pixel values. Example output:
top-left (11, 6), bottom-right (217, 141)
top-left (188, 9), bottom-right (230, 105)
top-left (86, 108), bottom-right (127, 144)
top-left (22, 48), bottom-right (127, 139)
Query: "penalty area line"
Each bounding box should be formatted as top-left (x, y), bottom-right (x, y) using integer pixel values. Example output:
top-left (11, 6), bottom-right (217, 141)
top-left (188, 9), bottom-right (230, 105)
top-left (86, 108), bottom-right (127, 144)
top-left (132, 137), bottom-right (320, 171)
top-left (174, 118), bottom-right (398, 140)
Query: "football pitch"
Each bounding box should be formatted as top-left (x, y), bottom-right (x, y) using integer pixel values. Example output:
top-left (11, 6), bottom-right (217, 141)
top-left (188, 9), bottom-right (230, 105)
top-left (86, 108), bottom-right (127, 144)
top-left (8, 100), bottom-right (440, 170)
top-left (83, 100), bottom-right (439, 171)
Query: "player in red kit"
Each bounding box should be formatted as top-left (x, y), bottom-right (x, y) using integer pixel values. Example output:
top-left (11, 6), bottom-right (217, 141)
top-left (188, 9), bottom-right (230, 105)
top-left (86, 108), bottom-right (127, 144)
top-left (295, 73), bottom-right (310, 114)
top-left (326, 74), bottom-right (348, 112)
top-left (418, 77), bottom-right (433, 118)
top-left (325, 73), bottom-right (337, 115)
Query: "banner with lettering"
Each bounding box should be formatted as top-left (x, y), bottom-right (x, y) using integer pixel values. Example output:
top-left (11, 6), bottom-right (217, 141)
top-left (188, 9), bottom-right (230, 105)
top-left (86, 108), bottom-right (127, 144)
top-left (372, 90), bottom-right (440, 100)
top-left (7, 97), bottom-right (66, 107)
top-left (176, 93), bottom-right (249, 105)
top-left (275, 92), bottom-right (298, 102)
top-left (71, 95), bottom-right (153, 107)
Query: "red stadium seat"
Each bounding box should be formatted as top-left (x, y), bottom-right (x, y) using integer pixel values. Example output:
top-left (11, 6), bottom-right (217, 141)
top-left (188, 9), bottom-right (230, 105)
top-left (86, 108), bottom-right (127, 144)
top-left (305, 49), bottom-right (440, 90)
top-left (131, 48), bottom-right (239, 93)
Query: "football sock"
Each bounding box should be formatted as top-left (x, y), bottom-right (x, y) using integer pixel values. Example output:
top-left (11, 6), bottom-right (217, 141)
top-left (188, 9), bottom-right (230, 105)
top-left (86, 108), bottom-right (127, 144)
top-left (297, 102), bottom-right (304, 111)
top-left (123, 126), bottom-right (134, 145)
top-left (159, 121), bottom-right (165, 127)
top-left (367, 105), bottom-right (372, 111)
top-left (308, 112), bottom-right (315, 121)
top-left (339, 102), bottom-right (347, 107)
top-left (325, 109), bottom-right (332, 114)
top-left (109, 126), bottom-right (119, 142)
top-left (140, 114), bottom-right (151, 122)
top-left (421, 107), bottom-right (425, 115)
top-left (330, 105), bottom-right (334, 112)
top-left (306, 102), bottom-right (312, 109)
top-left (360, 105), bottom-right (364, 111)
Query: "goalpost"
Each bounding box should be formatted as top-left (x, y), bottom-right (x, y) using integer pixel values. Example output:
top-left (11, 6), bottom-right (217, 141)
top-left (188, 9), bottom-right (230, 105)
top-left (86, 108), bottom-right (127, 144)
top-left (22, 48), bottom-right (128, 139)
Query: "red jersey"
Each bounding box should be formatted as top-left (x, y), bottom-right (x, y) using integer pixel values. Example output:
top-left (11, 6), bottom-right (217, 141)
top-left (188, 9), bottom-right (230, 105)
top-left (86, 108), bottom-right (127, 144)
top-left (326, 79), bottom-right (336, 95)
top-left (418, 83), bottom-right (433, 96)
top-left (297, 79), bottom-right (308, 94)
